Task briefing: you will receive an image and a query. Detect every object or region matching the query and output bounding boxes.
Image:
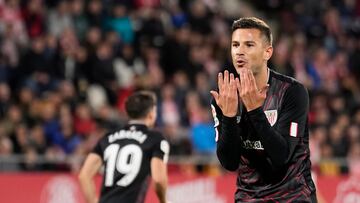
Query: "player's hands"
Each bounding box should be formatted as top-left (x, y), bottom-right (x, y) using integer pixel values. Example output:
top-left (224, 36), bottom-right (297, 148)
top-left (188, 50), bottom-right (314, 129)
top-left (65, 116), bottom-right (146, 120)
top-left (237, 69), bottom-right (268, 111)
top-left (210, 70), bottom-right (239, 117)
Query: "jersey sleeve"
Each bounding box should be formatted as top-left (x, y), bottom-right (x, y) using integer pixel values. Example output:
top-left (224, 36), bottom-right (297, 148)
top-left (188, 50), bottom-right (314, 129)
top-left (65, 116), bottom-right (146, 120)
top-left (247, 82), bottom-right (309, 169)
top-left (92, 137), bottom-right (105, 157)
top-left (211, 99), bottom-right (243, 171)
top-left (152, 134), bottom-right (170, 163)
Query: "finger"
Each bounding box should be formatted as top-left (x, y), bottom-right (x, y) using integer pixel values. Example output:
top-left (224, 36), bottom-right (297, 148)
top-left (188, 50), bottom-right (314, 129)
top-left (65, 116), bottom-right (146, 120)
top-left (230, 73), bottom-right (236, 94)
top-left (218, 72), bottom-right (223, 94)
top-left (235, 77), bottom-right (242, 101)
top-left (210, 90), bottom-right (220, 104)
top-left (240, 70), bottom-right (246, 96)
top-left (248, 69), bottom-right (257, 92)
top-left (224, 70), bottom-right (229, 86)
top-left (243, 69), bottom-right (250, 93)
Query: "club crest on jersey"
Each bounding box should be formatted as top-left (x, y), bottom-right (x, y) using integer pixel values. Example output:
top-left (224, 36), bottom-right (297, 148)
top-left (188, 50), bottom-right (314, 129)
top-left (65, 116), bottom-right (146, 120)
top-left (264, 110), bottom-right (277, 126)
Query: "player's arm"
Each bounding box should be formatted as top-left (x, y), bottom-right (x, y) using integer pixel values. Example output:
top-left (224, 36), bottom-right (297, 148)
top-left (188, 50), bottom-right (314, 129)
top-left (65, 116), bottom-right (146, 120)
top-left (210, 71), bottom-right (243, 171)
top-left (248, 83), bottom-right (309, 170)
top-left (211, 102), bottom-right (242, 171)
top-left (151, 139), bottom-right (170, 203)
top-left (151, 157), bottom-right (168, 203)
top-left (78, 153), bottom-right (102, 203)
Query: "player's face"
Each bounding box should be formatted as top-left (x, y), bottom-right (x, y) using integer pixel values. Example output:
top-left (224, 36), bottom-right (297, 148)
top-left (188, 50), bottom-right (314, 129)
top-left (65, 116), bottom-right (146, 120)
top-left (231, 28), bottom-right (272, 75)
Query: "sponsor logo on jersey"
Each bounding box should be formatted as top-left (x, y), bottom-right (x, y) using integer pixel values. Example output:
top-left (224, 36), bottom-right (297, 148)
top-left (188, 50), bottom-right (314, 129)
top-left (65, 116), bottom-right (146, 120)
top-left (264, 110), bottom-right (278, 126)
top-left (242, 139), bottom-right (264, 150)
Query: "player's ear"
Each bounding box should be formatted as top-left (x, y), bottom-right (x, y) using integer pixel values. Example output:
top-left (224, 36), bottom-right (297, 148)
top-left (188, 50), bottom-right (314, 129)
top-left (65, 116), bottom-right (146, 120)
top-left (264, 46), bottom-right (273, 61)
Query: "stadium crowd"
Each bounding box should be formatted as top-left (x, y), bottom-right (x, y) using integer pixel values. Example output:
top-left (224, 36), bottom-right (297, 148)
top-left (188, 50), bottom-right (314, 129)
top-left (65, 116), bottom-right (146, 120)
top-left (0, 0), bottom-right (359, 175)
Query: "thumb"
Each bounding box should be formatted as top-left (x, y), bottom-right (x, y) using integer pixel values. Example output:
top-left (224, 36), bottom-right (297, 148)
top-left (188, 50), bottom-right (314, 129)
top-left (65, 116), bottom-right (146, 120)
top-left (210, 90), bottom-right (219, 103)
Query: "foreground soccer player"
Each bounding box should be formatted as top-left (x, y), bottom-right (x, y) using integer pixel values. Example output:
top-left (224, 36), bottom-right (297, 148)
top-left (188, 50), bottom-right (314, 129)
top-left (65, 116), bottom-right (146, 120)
top-left (79, 91), bottom-right (170, 203)
top-left (210, 17), bottom-right (317, 202)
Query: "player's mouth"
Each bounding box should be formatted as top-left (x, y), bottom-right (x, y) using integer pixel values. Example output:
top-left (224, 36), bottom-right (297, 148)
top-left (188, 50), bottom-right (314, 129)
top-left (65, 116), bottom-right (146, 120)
top-left (236, 59), bottom-right (247, 68)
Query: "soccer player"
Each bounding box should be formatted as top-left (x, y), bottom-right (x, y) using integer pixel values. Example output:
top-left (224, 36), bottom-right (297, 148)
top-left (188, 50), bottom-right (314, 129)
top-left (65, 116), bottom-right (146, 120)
top-left (210, 17), bottom-right (317, 202)
top-left (78, 91), bottom-right (170, 203)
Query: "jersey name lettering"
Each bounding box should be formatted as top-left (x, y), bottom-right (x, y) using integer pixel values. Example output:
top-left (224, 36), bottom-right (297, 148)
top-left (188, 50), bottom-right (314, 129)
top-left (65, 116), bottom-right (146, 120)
top-left (108, 130), bottom-right (148, 144)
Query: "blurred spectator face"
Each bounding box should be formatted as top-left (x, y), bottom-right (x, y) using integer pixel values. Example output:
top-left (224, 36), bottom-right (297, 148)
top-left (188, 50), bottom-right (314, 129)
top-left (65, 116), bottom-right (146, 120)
top-left (273, 37), bottom-right (290, 65)
top-left (320, 143), bottom-right (334, 158)
top-left (231, 28), bottom-right (272, 75)
top-left (86, 27), bottom-right (101, 46)
top-left (7, 105), bottom-right (22, 123)
top-left (46, 91), bottom-right (62, 108)
top-left (57, 0), bottom-right (70, 16)
top-left (173, 71), bottom-right (189, 88)
top-left (161, 84), bottom-right (175, 100)
top-left (46, 34), bottom-right (58, 50)
top-left (175, 26), bottom-right (190, 44)
top-left (190, 0), bottom-right (207, 18)
top-left (105, 31), bottom-right (120, 46)
top-left (75, 46), bottom-right (88, 62)
top-left (71, 0), bottom-right (84, 15)
top-left (27, 0), bottom-right (42, 14)
top-left (31, 37), bottom-right (46, 54)
top-left (59, 81), bottom-right (75, 100)
top-left (30, 125), bottom-right (45, 146)
top-left (0, 137), bottom-right (13, 155)
top-left (15, 124), bottom-right (29, 147)
top-left (330, 96), bottom-right (345, 113)
top-left (354, 110), bottom-right (360, 125)
top-left (347, 125), bottom-right (360, 142)
top-left (0, 83), bottom-right (10, 102)
top-left (336, 114), bottom-right (350, 128)
top-left (312, 126), bottom-right (327, 145)
top-left (329, 125), bottom-right (344, 144)
top-left (19, 87), bottom-right (34, 105)
top-left (41, 102), bottom-right (56, 121)
top-left (60, 28), bottom-right (79, 55)
top-left (88, 0), bottom-right (102, 15)
top-left (122, 44), bottom-right (134, 59)
top-left (76, 104), bottom-right (92, 120)
top-left (96, 43), bottom-right (113, 60)
top-left (113, 5), bottom-right (127, 18)
top-left (315, 108), bottom-right (330, 125)
top-left (195, 72), bottom-right (210, 92)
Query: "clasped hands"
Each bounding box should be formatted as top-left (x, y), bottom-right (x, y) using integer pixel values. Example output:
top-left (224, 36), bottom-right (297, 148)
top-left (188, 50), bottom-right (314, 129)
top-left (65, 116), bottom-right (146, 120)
top-left (210, 69), bottom-right (269, 117)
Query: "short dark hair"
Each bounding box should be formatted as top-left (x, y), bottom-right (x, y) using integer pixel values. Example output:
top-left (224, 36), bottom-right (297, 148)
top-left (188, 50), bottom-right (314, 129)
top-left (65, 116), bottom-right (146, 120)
top-left (232, 17), bottom-right (273, 45)
top-left (125, 91), bottom-right (157, 119)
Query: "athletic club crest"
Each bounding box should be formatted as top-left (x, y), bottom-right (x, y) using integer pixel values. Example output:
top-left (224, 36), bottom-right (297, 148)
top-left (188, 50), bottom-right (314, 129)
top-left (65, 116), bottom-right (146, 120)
top-left (264, 110), bottom-right (278, 126)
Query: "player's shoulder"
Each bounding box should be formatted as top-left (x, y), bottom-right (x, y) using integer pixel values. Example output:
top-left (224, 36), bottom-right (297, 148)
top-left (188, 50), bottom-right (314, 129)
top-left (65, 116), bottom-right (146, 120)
top-left (270, 69), bottom-right (307, 91)
top-left (147, 129), bottom-right (166, 141)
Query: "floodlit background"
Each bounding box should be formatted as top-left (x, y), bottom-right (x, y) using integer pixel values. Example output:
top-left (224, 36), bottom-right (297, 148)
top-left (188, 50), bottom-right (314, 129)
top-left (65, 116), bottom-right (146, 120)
top-left (0, 0), bottom-right (360, 202)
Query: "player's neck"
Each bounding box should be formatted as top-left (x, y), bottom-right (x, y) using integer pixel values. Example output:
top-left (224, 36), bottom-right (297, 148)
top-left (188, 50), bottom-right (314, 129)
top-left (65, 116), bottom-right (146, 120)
top-left (129, 119), bottom-right (149, 127)
top-left (255, 66), bottom-right (269, 89)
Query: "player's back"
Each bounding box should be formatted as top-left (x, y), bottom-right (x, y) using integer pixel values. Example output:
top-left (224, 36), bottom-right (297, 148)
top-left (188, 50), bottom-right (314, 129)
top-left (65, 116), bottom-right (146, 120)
top-left (93, 123), bottom-right (168, 203)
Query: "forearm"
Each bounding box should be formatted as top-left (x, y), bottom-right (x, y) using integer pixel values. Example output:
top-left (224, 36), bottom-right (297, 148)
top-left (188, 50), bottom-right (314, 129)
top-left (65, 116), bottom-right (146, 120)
top-left (248, 108), bottom-right (289, 169)
top-left (79, 176), bottom-right (98, 203)
top-left (154, 182), bottom-right (167, 203)
top-left (216, 116), bottom-right (242, 171)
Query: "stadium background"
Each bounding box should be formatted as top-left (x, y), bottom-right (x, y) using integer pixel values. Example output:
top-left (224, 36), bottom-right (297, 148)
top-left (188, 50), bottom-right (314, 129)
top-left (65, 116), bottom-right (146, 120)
top-left (0, 0), bottom-right (359, 202)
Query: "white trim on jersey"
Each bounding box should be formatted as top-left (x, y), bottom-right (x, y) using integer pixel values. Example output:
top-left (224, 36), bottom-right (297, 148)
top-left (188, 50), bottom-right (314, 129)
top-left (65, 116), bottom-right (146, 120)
top-left (290, 122), bottom-right (298, 137)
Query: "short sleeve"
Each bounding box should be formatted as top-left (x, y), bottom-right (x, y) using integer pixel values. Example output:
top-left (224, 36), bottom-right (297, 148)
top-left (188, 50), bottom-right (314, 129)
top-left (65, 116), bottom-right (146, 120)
top-left (152, 137), bottom-right (170, 163)
top-left (92, 140), bottom-right (104, 157)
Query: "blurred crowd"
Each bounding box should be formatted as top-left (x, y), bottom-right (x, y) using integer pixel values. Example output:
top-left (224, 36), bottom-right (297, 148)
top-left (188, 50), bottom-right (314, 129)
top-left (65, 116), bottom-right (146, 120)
top-left (0, 0), bottom-right (359, 175)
